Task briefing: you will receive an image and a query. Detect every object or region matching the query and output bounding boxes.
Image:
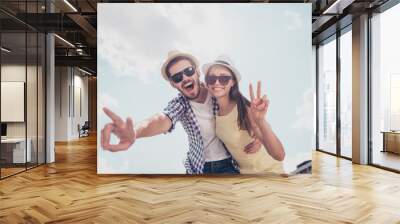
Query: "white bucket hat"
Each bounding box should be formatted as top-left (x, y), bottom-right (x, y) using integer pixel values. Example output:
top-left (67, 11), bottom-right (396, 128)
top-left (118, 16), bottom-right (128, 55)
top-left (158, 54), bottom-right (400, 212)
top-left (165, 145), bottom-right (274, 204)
top-left (202, 55), bottom-right (241, 82)
top-left (161, 50), bottom-right (199, 81)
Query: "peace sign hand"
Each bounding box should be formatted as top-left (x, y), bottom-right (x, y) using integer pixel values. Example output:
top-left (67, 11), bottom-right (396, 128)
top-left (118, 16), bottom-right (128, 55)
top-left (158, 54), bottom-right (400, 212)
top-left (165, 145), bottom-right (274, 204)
top-left (101, 107), bottom-right (136, 152)
top-left (249, 81), bottom-right (269, 124)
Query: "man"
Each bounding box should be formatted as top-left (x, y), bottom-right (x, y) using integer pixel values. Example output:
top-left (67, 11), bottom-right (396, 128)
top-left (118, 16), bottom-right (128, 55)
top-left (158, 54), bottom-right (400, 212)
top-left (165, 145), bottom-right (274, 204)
top-left (101, 51), bottom-right (261, 174)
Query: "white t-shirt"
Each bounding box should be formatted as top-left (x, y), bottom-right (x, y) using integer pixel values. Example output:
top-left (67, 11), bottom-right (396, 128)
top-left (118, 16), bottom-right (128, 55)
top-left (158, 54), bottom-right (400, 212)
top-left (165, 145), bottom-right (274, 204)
top-left (189, 93), bottom-right (230, 162)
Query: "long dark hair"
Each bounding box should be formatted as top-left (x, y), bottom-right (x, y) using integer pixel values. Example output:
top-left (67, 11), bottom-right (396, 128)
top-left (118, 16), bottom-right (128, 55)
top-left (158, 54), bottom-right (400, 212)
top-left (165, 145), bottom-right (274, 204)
top-left (207, 65), bottom-right (252, 134)
top-left (229, 72), bottom-right (252, 135)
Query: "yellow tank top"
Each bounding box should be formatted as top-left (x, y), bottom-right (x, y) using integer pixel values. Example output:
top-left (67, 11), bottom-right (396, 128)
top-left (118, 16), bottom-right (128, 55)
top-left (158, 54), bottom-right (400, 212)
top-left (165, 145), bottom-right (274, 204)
top-left (216, 105), bottom-right (284, 174)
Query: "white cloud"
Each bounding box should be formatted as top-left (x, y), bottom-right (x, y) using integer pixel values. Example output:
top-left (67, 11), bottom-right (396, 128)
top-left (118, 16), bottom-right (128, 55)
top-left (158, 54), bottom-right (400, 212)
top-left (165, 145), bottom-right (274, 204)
top-left (292, 88), bottom-right (314, 131)
top-left (285, 10), bottom-right (303, 31)
top-left (98, 4), bottom-right (235, 83)
top-left (98, 155), bottom-right (131, 174)
top-left (98, 92), bottom-right (119, 113)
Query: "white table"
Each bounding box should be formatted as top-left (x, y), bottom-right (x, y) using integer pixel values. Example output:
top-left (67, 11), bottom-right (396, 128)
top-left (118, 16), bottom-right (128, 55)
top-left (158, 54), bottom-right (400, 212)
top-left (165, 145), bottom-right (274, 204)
top-left (1, 138), bottom-right (31, 163)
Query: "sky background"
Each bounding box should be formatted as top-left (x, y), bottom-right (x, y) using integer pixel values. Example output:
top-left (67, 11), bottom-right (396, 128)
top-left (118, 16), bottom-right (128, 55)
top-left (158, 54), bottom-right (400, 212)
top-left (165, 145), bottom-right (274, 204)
top-left (97, 3), bottom-right (313, 174)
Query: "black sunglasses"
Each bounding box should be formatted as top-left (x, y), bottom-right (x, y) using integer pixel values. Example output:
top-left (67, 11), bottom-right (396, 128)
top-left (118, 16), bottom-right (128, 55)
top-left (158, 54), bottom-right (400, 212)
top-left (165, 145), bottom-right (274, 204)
top-left (205, 75), bottom-right (232, 86)
top-left (169, 66), bottom-right (196, 83)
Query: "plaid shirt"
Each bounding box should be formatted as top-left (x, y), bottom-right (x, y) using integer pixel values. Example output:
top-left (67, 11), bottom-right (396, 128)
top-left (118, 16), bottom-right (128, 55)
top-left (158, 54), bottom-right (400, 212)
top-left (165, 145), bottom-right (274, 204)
top-left (163, 93), bottom-right (240, 174)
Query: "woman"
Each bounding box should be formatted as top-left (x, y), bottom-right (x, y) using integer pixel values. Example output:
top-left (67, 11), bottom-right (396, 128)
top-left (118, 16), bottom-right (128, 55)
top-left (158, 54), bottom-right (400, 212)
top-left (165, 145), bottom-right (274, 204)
top-left (202, 56), bottom-right (285, 174)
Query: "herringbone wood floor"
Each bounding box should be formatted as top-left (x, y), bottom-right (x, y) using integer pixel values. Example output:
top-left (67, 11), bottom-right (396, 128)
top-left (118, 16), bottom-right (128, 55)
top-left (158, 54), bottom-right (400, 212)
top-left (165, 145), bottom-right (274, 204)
top-left (0, 135), bottom-right (400, 224)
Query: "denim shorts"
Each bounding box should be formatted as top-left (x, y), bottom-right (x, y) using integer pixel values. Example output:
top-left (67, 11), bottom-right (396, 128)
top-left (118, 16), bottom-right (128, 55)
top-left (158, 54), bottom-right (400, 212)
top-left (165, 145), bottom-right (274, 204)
top-left (202, 157), bottom-right (239, 174)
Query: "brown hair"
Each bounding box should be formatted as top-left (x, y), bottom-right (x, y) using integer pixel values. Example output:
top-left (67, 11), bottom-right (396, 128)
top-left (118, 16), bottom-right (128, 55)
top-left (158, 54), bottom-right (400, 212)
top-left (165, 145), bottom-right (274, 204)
top-left (230, 74), bottom-right (252, 135)
top-left (207, 65), bottom-right (252, 134)
top-left (165, 56), bottom-right (196, 78)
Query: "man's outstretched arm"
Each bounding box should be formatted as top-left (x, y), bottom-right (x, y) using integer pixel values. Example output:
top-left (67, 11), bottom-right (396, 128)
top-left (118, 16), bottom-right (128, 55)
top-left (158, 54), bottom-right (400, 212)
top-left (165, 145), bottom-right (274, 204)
top-left (101, 107), bottom-right (172, 152)
top-left (135, 113), bottom-right (172, 138)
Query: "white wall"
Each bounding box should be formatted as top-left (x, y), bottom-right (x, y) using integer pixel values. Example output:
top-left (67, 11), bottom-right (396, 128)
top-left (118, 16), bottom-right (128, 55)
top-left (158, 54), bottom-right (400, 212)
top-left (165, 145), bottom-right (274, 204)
top-left (55, 66), bottom-right (89, 141)
top-left (55, 66), bottom-right (69, 141)
top-left (1, 65), bottom-right (42, 138)
top-left (72, 73), bottom-right (89, 138)
top-left (1, 65), bottom-right (25, 130)
top-left (1, 63), bottom-right (46, 164)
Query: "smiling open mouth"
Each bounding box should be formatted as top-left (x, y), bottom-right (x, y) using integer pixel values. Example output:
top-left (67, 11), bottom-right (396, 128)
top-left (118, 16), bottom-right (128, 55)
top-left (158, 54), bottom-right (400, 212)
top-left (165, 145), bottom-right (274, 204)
top-left (211, 87), bottom-right (225, 92)
top-left (183, 81), bottom-right (194, 91)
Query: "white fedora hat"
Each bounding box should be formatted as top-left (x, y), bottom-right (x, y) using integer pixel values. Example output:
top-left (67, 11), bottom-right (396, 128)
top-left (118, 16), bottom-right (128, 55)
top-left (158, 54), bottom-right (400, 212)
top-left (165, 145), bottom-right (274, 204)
top-left (202, 55), bottom-right (241, 82)
top-left (161, 50), bottom-right (199, 81)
